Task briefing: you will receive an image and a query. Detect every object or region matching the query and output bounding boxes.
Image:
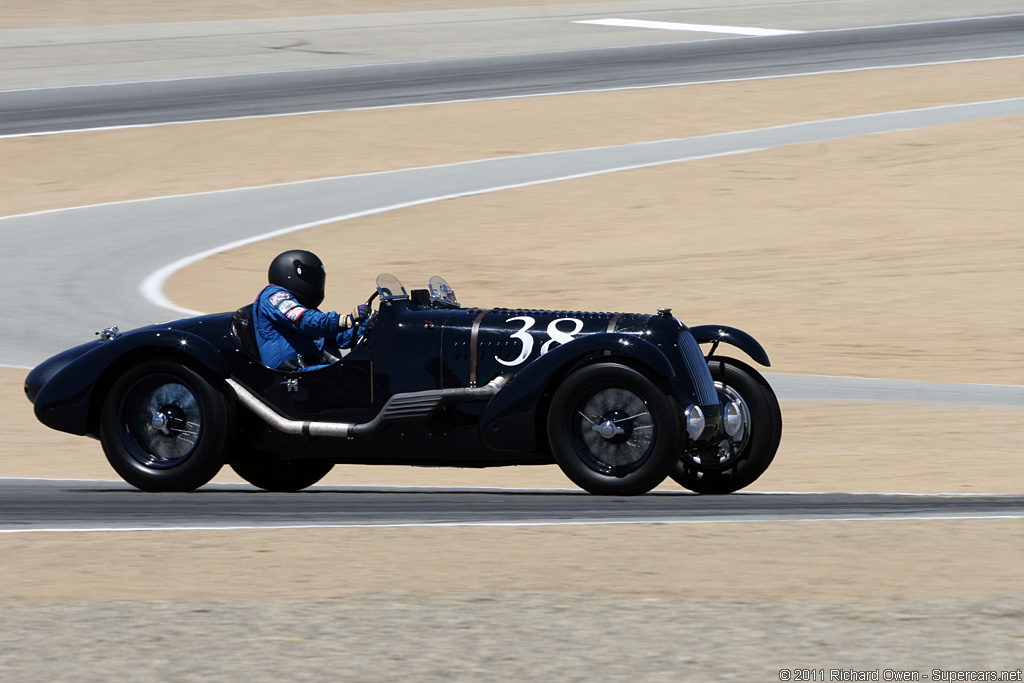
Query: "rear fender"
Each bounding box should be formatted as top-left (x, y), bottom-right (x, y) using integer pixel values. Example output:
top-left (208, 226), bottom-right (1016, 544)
top-left (480, 333), bottom-right (674, 453)
top-left (688, 325), bottom-right (771, 367)
top-left (32, 329), bottom-right (228, 436)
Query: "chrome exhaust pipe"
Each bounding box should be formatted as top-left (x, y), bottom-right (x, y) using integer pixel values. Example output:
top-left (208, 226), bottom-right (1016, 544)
top-left (226, 375), bottom-right (509, 439)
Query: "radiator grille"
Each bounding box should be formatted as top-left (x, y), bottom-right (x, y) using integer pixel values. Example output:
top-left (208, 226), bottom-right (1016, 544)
top-left (677, 330), bottom-right (718, 406)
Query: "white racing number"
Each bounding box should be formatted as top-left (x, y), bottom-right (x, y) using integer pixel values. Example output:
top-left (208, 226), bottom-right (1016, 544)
top-left (541, 318), bottom-right (585, 354)
top-left (496, 317), bottom-right (535, 367)
top-left (496, 316), bottom-right (584, 367)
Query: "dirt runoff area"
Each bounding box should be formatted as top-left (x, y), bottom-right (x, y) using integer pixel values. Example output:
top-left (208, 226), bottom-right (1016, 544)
top-left (2, 522), bottom-right (1023, 679)
top-left (3, 55), bottom-right (1024, 679)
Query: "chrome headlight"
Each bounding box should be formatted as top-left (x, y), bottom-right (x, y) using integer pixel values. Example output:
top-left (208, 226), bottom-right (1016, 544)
top-left (684, 404), bottom-right (705, 440)
top-left (724, 400), bottom-right (744, 438)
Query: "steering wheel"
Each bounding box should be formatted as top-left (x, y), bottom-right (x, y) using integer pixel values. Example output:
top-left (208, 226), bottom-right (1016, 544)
top-left (352, 291), bottom-right (379, 345)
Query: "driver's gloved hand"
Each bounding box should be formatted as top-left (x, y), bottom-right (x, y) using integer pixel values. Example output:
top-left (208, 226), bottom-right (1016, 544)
top-left (342, 304), bottom-right (371, 329)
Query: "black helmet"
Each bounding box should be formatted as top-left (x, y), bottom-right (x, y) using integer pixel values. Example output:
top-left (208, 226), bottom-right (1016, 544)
top-left (268, 250), bottom-right (326, 309)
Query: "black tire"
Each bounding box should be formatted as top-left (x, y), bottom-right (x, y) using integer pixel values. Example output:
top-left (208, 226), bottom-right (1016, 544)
top-left (231, 460), bottom-right (334, 492)
top-left (99, 361), bottom-right (233, 492)
top-left (547, 362), bottom-right (679, 495)
top-left (671, 357), bottom-right (782, 494)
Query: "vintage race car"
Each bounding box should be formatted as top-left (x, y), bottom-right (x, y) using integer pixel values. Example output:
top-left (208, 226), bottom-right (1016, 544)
top-left (25, 274), bottom-right (781, 495)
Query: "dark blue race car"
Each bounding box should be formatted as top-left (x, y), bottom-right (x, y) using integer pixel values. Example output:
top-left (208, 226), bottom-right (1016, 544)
top-left (25, 274), bottom-right (781, 495)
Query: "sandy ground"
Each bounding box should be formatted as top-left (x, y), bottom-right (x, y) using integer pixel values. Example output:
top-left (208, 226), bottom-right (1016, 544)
top-left (2, 522), bottom-right (1023, 678)
top-left (4, 522), bottom-right (1022, 604)
top-left (4, 30), bottom-right (1024, 678)
top-left (4, 595), bottom-right (1024, 680)
top-left (3, 59), bottom-right (1022, 217)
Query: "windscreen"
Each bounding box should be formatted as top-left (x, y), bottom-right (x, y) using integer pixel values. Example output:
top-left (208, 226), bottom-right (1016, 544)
top-left (428, 276), bottom-right (459, 308)
top-left (375, 273), bottom-right (408, 301)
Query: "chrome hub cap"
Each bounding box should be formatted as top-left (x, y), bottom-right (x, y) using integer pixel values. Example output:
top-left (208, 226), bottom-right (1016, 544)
top-left (151, 411), bottom-right (170, 435)
top-left (121, 378), bottom-right (203, 468)
top-left (573, 388), bottom-right (655, 473)
top-left (595, 419), bottom-right (625, 440)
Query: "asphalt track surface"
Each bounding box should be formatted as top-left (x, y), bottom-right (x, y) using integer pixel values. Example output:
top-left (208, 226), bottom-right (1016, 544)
top-left (2, 479), bottom-right (1023, 532)
top-left (2, 15), bottom-right (1023, 136)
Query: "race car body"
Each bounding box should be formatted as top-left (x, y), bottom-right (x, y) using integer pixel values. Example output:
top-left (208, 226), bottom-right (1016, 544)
top-left (26, 274), bottom-right (781, 495)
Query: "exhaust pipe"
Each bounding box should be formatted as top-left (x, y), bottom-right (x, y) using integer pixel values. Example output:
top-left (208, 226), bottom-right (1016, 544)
top-left (226, 374), bottom-right (510, 439)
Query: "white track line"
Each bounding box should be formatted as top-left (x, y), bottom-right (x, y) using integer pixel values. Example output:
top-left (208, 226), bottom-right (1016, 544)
top-left (2, 54), bottom-right (1021, 141)
top-left (575, 18), bottom-right (802, 36)
top-left (1, 139), bottom-right (758, 223)
top-left (138, 147), bottom-right (763, 316)
top-left (1, 13), bottom-right (1016, 96)
top-left (2, 515), bottom-right (1021, 534)
top-left (0, 477), bottom-right (124, 483)
top-left (4, 91), bottom-right (1020, 236)
top-left (767, 373), bottom-right (1023, 391)
top-left (3, 97), bottom-right (1019, 227)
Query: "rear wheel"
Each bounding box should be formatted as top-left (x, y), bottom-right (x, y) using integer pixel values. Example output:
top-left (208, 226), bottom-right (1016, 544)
top-left (100, 361), bottom-right (232, 492)
top-left (671, 357), bottom-right (781, 494)
top-left (231, 460), bottom-right (334, 492)
top-left (547, 362), bottom-right (678, 495)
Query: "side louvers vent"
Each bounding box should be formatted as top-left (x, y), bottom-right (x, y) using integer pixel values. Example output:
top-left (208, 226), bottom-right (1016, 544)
top-left (677, 330), bottom-right (718, 406)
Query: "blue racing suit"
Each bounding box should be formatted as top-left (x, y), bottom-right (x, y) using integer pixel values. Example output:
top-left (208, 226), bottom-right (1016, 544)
top-left (253, 285), bottom-right (357, 370)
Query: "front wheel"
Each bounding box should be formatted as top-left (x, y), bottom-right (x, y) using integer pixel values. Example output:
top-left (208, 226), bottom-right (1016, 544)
top-left (231, 459), bottom-right (335, 492)
top-left (99, 361), bottom-right (233, 492)
top-left (671, 357), bottom-right (782, 494)
top-left (547, 362), bottom-right (679, 495)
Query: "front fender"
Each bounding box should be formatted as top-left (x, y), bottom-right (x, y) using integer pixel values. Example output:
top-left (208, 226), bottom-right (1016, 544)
top-left (480, 333), bottom-right (674, 453)
top-left (31, 329), bottom-right (228, 436)
top-left (688, 325), bottom-right (771, 367)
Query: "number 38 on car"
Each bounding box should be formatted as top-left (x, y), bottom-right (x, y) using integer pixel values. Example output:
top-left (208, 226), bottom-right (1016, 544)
top-left (25, 274), bottom-right (782, 495)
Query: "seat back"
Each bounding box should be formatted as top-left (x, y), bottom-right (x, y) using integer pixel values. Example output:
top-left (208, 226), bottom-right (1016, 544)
top-left (231, 304), bottom-right (261, 360)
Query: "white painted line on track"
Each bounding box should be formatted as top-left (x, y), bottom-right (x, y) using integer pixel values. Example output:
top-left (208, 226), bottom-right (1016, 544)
top-left (138, 147), bottom-right (763, 316)
top-left (575, 18), bottom-right (802, 36)
top-left (765, 372), bottom-right (1024, 391)
top-left (2, 514), bottom-right (1022, 534)
top-left (4, 96), bottom-right (1022, 225)
top-left (1, 53), bottom-right (1021, 141)
top-left (1, 13), bottom-right (1016, 96)
top-left (740, 491), bottom-right (1020, 497)
top-left (0, 479), bottom-right (138, 483)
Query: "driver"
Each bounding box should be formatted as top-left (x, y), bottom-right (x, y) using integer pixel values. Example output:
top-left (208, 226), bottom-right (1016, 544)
top-left (253, 250), bottom-right (370, 371)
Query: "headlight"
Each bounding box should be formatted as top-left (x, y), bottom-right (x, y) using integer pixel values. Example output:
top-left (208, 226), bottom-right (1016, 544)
top-left (685, 404), bottom-right (705, 440)
top-left (724, 400), bottom-right (743, 438)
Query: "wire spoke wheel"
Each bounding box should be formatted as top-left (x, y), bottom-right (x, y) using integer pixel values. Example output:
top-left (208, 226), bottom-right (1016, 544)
top-left (122, 377), bottom-right (204, 468)
top-left (100, 361), bottom-right (232, 492)
top-left (671, 357), bottom-right (782, 495)
top-left (548, 363), bottom-right (678, 496)
top-left (572, 387), bottom-right (656, 475)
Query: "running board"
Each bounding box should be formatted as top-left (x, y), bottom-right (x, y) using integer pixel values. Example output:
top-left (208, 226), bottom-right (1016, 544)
top-left (225, 375), bottom-right (510, 439)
